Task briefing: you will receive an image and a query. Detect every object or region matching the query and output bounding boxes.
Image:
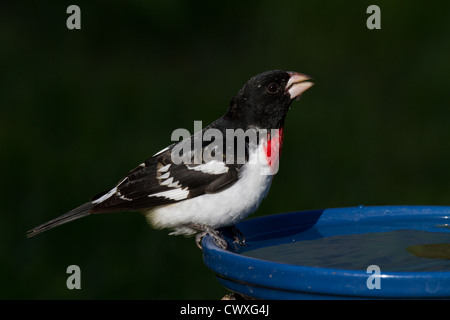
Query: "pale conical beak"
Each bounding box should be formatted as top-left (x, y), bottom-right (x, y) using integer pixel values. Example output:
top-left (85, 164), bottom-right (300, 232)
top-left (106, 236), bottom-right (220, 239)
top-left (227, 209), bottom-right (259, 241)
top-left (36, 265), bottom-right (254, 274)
top-left (286, 72), bottom-right (314, 100)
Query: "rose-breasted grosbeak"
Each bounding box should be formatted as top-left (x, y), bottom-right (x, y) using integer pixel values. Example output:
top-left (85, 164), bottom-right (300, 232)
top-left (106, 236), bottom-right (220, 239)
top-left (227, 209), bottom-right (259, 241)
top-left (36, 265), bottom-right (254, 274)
top-left (27, 70), bottom-right (313, 248)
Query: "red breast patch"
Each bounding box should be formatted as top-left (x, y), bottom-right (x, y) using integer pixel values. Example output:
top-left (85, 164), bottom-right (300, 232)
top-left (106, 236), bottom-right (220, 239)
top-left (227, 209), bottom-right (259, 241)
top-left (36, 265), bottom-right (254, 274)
top-left (265, 127), bottom-right (284, 168)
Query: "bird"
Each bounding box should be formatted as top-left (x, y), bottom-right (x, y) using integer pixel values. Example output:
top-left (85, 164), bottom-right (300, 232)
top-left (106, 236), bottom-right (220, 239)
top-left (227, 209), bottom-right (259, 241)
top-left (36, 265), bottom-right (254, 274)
top-left (26, 70), bottom-right (314, 249)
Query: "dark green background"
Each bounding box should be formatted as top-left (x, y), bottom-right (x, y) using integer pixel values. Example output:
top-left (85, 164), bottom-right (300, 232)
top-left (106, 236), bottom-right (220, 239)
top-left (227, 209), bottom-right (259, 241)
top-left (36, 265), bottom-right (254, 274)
top-left (1, 1), bottom-right (449, 299)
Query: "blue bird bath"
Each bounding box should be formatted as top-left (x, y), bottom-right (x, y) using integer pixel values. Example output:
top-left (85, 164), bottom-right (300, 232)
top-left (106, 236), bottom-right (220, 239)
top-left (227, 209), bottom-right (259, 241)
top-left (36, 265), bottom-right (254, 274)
top-left (202, 205), bottom-right (450, 299)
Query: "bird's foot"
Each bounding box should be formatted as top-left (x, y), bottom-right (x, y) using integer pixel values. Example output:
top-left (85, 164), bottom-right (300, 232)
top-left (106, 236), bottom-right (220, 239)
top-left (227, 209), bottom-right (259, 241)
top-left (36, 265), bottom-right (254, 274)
top-left (187, 223), bottom-right (228, 250)
top-left (229, 225), bottom-right (246, 246)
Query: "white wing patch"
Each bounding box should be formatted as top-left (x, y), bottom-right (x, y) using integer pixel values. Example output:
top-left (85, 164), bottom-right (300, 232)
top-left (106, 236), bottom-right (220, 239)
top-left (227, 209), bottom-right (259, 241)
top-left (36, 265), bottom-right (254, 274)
top-left (158, 164), bottom-right (171, 173)
top-left (118, 192), bottom-right (133, 201)
top-left (157, 163), bottom-right (182, 188)
top-left (153, 146), bottom-right (170, 157)
top-left (149, 188), bottom-right (189, 201)
top-left (159, 172), bottom-right (170, 180)
top-left (91, 186), bottom-right (133, 204)
top-left (91, 187), bottom-right (118, 204)
top-left (152, 161), bottom-right (187, 200)
top-left (160, 177), bottom-right (182, 188)
top-left (186, 160), bottom-right (229, 175)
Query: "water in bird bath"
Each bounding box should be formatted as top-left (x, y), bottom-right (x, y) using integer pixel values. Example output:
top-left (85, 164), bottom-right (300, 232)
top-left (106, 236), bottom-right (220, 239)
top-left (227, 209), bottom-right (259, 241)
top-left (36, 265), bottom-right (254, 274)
top-left (243, 229), bottom-right (450, 272)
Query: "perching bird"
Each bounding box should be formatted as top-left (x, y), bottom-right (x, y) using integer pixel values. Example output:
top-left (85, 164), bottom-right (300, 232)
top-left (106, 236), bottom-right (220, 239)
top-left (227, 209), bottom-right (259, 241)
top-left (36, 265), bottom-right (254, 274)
top-left (27, 70), bottom-right (313, 248)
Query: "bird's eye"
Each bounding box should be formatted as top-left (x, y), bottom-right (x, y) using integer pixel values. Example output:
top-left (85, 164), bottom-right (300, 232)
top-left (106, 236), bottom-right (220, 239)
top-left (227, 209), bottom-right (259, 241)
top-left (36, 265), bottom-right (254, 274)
top-left (266, 83), bottom-right (280, 94)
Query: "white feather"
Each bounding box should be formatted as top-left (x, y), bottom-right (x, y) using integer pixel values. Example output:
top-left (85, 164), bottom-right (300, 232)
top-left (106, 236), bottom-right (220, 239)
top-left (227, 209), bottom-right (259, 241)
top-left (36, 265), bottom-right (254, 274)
top-left (149, 188), bottom-right (189, 201)
top-left (187, 160), bottom-right (229, 175)
top-left (91, 187), bottom-right (118, 204)
top-left (167, 180), bottom-right (181, 188)
top-left (153, 146), bottom-right (170, 157)
top-left (158, 164), bottom-right (171, 173)
top-left (119, 194), bottom-right (133, 201)
top-left (160, 177), bottom-right (174, 186)
top-left (158, 172), bottom-right (170, 180)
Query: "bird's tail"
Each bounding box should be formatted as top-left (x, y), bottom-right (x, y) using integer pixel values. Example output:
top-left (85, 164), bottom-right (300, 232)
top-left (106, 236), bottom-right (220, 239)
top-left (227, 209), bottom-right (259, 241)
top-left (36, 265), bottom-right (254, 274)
top-left (26, 202), bottom-right (93, 238)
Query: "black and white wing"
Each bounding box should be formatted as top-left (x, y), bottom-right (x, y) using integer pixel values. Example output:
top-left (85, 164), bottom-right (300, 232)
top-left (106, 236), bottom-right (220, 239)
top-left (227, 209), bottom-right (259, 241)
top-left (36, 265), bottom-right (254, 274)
top-left (90, 142), bottom-right (245, 213)
top-left (27, 129), bottom-right (249, 237)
